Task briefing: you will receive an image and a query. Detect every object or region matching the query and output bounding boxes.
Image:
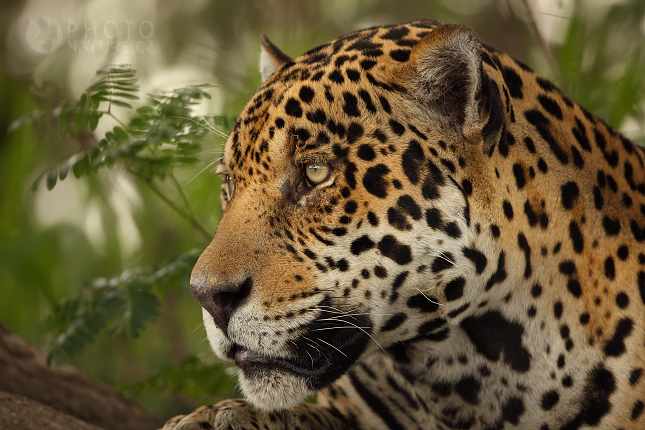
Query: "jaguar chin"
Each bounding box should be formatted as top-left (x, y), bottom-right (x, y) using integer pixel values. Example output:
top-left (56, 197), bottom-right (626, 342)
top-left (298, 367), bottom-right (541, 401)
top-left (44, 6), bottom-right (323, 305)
top-left (202, 303), bottom-right (372, 411)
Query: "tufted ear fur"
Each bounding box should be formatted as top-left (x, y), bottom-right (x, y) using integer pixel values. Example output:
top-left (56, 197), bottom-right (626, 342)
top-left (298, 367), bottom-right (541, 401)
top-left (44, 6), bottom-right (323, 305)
top-left (260, 35), bottom-right (293, 82)
top-left (407, 24), bottom-right (503, 146)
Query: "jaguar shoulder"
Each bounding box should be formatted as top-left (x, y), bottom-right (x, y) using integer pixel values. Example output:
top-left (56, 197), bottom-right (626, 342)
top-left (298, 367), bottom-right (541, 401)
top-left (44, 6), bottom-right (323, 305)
top-left (164, 19), bottom-right (645, 430)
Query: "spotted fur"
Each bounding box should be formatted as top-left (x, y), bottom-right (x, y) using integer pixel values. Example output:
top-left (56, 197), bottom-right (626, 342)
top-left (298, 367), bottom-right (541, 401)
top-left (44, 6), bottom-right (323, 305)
top-left (164, 20), bottom-right (645, 430)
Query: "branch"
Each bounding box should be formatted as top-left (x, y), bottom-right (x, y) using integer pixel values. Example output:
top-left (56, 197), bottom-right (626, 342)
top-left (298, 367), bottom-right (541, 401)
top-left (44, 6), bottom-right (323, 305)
top-left (137, 174), bottom-right (212, 240)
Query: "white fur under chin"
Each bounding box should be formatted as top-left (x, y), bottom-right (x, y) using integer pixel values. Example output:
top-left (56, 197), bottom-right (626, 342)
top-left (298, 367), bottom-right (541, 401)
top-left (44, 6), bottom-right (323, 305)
top-left (201, 308), bottom-right (311, 411)
top-left (238, 367), bottom-right (311, 411)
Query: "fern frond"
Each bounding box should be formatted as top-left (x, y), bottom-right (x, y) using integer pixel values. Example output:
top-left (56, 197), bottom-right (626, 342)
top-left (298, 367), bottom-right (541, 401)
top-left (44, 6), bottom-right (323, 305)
top-left (47, 248), bottom-right (201, 363)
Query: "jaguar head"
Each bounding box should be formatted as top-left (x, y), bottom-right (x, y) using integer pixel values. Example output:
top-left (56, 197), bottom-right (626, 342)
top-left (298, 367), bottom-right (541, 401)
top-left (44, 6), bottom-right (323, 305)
top-left (190, 21), bottom-right (503, 411)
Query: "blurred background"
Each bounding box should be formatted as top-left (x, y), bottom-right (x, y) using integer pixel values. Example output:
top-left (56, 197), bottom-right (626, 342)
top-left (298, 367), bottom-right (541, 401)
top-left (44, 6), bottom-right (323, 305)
top-left (0, 0), bottom-right (643, 422)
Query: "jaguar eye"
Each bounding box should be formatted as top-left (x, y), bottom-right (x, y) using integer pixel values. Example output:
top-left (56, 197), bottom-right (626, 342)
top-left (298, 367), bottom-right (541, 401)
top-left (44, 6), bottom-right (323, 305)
top-left (224, 174), bottom-right (235, 199)
top-left (305, 162), bottom-right (330, 185)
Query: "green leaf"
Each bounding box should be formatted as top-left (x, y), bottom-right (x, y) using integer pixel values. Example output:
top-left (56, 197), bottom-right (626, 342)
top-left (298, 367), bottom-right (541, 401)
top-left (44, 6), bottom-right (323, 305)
top-left (46, 167), bottom-right (58, 190)
top-left (113, 126), bottom-right (129, 142)
top-left (58, 163), bottom-right (69, 180)
top-left (90, 95), bottom-right (101, 110)
top-left (75, 109), bottom-right (89, 132)
top-left (30, 170), bottom-right (46, 192)
top-left (136, 106), bottom-right (154, 116)
top-left (127, 284), bottom-right (160, 338)
top-left (110, 99), bottom-right (133, 109)
top-left (72, 157), bottom-right (85, 178)
top-left (81, 153), bottom-right (92, 174)
top-left (89, 111), bottom-right (101, 131)
top-left (111, 91), bottom-right (140, 100)
top-left (79, 92), bottom-right (88, 108)
top-left (59, 109), bottom-right (69, 137)
top-left (105, 130), bottom-right (116, 143)
top-left (105, 153), bottom-right (115, 168)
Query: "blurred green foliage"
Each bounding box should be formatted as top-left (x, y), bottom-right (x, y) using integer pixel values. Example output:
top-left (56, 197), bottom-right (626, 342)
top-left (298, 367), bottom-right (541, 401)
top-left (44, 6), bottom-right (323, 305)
top-left (553, 1), bottom-right (644, 132)
top-left (0, 0), bottom-right (643, 422)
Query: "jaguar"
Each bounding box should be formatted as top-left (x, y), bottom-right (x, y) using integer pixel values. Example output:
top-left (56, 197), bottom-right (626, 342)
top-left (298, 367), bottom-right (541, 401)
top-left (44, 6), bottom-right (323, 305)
top-left (163, 20), bottom-right (645, 430)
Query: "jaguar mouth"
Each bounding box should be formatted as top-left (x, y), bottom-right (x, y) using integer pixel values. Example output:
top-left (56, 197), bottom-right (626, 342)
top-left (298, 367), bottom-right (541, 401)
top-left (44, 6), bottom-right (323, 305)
top-left (232, 310), bottom-right (372, 390)
top-left (234, 346), bottom-right (328, 378)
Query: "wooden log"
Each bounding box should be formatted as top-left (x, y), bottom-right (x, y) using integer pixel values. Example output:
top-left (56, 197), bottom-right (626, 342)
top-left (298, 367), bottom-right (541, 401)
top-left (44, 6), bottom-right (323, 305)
top-left (0, 322), bottom-right (161, 430)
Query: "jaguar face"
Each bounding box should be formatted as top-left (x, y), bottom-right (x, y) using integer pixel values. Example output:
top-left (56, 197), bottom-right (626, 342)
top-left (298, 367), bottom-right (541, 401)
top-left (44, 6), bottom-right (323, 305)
top-left (191, 22), bottom-right (496, 411)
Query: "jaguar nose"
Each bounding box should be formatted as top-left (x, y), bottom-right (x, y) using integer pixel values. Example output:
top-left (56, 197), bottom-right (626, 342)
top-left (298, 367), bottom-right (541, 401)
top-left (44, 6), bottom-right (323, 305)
top-left (190, 277), bottom-right (253, 336)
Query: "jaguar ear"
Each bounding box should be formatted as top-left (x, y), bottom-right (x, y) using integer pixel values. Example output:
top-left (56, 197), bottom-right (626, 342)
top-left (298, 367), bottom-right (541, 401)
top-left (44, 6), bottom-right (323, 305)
top-left (260, 35), bottom-right (293, 82)
top-left (407, 24), bottom-right (503, 144)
